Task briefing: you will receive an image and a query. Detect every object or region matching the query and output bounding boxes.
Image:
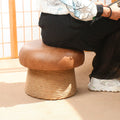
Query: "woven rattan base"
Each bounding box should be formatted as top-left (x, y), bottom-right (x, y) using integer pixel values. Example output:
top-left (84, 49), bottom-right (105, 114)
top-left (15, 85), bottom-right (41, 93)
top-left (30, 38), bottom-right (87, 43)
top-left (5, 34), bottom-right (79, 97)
top-left (25, 69), bottom-right (77, 100)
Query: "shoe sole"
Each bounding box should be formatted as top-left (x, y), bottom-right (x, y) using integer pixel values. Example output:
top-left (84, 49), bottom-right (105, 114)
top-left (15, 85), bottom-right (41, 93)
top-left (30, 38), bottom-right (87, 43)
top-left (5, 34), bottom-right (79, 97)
top-left (88, 88), bottom-right (120, 92)
top-left (88, 83), bottom-right (120, 92)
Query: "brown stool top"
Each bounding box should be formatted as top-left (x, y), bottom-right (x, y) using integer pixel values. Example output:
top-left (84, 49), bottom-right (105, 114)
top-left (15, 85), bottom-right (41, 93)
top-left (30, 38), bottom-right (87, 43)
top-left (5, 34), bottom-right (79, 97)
top-left (19, 40), bottom-right (84, 70)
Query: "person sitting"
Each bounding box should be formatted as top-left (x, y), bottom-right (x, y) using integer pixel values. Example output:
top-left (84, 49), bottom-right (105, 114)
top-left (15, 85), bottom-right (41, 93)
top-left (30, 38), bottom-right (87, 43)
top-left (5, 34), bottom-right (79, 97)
top-left (37, 0), bottom-right (120, 92)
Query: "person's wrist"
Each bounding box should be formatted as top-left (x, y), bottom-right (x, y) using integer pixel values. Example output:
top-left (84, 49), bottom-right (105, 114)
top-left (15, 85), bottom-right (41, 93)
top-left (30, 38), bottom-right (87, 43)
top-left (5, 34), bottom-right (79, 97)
top-left (102, 6), bottom-right (112, 18)
top-left (106, 6), bottom-right (112, 18)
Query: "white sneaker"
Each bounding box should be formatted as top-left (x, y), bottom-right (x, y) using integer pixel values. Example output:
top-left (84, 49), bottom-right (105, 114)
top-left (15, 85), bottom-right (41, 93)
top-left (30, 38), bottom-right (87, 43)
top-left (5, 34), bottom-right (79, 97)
top-left (88, 77), bottom-right (120, 92)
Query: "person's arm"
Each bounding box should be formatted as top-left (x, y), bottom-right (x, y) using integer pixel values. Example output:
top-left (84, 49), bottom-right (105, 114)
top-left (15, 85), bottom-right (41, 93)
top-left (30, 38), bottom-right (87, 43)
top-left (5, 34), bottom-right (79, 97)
top-left (59, 0), bottom-right (102, 21)
top-left (59, 0), bottom-right (120, 21)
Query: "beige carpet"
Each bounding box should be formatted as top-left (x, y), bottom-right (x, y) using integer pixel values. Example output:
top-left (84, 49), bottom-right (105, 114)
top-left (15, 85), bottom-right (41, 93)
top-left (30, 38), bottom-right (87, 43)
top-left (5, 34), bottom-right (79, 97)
top-left (0, 52), bottom-right (120, 120)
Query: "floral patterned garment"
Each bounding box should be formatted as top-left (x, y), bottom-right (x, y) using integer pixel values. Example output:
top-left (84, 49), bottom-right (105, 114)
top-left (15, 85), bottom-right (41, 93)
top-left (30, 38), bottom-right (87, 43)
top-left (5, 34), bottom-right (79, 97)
top-left (36, 0), bottom-right (97, 21)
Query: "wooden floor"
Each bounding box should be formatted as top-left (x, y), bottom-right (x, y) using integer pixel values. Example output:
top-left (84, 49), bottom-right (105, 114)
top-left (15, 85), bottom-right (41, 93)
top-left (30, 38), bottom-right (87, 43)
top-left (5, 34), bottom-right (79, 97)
top-left (0, 52), bottom-right (120, 120)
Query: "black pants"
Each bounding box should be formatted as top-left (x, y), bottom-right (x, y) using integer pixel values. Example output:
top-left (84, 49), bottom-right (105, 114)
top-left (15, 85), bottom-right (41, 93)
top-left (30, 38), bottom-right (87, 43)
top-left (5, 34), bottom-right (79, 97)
top-left (39, 13), bottom-right (120, 79)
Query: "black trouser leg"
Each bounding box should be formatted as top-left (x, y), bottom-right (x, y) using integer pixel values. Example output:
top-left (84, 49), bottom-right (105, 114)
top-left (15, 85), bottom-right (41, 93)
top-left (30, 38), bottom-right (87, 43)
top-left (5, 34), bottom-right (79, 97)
top-left (39, 13), bottom-right (120, 79)
top-left (91, 30), bottom-right (120, 79)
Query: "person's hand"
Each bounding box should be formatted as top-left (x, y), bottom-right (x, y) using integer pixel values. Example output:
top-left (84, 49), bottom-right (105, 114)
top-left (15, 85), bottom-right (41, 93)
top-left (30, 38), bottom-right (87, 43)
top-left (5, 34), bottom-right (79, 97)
top-left (101, 3), bottom-right (120, 20)
top-left (95, 2), bottom-right (120, 20)
top-left (109, 3), bottom-right (120, 20)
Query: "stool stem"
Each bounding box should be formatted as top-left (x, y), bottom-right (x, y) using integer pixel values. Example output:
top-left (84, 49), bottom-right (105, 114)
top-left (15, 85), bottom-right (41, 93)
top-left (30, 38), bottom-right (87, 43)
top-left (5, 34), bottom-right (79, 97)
top-left (25, 69), bottom-right (77, 100)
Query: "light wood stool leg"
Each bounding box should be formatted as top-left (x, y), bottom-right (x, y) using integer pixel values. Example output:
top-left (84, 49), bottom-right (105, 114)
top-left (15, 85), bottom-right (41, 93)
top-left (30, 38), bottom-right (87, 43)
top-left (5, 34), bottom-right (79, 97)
top-left (25, 69), bottom-right (77, 100)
